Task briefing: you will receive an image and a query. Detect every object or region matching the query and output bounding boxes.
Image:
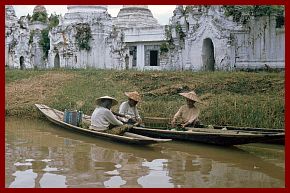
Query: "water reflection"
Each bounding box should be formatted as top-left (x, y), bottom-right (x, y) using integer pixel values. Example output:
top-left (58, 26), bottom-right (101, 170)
top-left (139, 159), bottom-right (174, 188)
top-left (161, 142), bottom-right (284, 187)
top-left (9, 159), bottom-right (67, 188)
top-left (5, 118), bottom-right (285, 188)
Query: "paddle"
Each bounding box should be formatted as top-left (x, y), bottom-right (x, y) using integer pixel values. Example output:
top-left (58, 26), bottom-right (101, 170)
top-left (112, 111), bottom-right (127, 118)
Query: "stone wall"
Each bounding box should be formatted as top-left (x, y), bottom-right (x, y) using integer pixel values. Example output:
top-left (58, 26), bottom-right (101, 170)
top-left (6, 5), bottom-right (285, 71)
top-left (233, 16), bottom-right (285, 69)
top-left (5, 6), bottom-right (48, 69)
top-left (167, 5), bottom-right (285, 71)
top-left (47, 10), bottom-right (127, 70)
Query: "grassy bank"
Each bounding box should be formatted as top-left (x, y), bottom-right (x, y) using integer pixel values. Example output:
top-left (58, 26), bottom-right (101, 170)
top-left (5, 68), bottom-right (285, 129)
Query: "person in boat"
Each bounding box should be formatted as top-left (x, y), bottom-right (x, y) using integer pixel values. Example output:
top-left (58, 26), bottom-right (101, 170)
top-left (118, 91), bottom-right (143, 126)
top-left (90, 96), bottom-right (132, 135)
top-left (171, 91), bottom-right (203, 128)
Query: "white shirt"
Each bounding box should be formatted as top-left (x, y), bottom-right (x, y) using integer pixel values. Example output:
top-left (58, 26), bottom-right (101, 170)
top-left (173, 105), bottom-right (200, 124)
top-left (90, 106), bottom-right (123, 131)
top-left (119, 101), bottom-right (141, 119)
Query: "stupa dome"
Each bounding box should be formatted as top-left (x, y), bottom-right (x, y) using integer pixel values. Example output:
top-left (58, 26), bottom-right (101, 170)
top-left (115, 5), bottom-right (160, 28)
top-left (67, 5), bottom-right (108, 13)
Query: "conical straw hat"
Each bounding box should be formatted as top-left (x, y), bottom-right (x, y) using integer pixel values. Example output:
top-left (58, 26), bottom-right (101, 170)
top-left (125, 91), bottom-right (142, 102)
top-left (96, 96), bottom-right (118, 106)
top-left (179, 91), bottom-right (202, 103)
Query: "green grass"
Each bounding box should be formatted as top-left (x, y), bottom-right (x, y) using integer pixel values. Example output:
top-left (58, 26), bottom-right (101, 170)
top-left (5, 68), bottom-right (47, 83)
top-left (5, 69), bottom-right (285, 129)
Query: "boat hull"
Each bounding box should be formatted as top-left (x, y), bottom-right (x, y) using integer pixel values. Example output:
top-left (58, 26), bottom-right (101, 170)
top-left (141, 117), bottom-right (285, 145)
top-left (35, 104), bottom-right (171, 145)
top-left (131, 127), bottom-right (285, 146)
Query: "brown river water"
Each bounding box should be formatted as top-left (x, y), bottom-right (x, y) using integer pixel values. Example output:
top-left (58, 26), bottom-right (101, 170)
top-left (5, 118), bottom-right (285, 188)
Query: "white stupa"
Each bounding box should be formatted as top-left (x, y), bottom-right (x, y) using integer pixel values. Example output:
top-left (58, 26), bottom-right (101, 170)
top-left (67, 5), bottom-right (108, 13)
top-left (63, 5), bottom-right (109, 25)
top-left (114, 5), bottom-right (160, 29)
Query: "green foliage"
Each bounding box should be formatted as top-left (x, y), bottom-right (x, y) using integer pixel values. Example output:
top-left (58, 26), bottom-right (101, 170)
top-left (31, 11), bottom-right (48, 23)
top-left (223, 5), bottom-right (284, 24)
top-left (48, 14), bottom-right (59, 29)
top-left (75, 24), bottom-right (92, 51)
top-left (224, 6), bottom-right (244, 22)
top-left (29, 13), bottom-right (59, 58)
top-left (184, 6), bottom-right (193, 14)
top-left (160, 43), bottom-right (169, 54)
top-left (252, 5), bottom-right (284, 16)
top-left (175, 24), bottom-right (186, 40)
top-left (29, 30), bottom-right (35, 44)
top-left (39, 29), bottom-right (50, 58)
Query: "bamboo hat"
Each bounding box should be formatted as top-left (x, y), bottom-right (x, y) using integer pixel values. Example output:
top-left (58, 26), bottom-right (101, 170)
top-left (125, 91), bottom-right (142, 102)
top-left (179, 91), bottom-right (203, 104)
top-left (96, 96), bottom-right (118, 106)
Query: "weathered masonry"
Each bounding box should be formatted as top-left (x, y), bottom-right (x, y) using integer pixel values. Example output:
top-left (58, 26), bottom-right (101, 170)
top-left (5, 5), bottom-right (285, 71)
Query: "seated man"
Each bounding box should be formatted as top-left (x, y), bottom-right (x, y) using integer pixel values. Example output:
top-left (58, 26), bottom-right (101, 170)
top-left (118, 91), bottom-right (142, 126)
top-left (171, 91), bottom-right (203, 128)
top-left (90, 96), bottom-right (132, 135)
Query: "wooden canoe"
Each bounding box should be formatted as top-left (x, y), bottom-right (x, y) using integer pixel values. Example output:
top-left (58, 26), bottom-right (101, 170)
top-left (35, 104), bottom-right (171, 145)
top-left (131, 117), bottom-right (285, 146)
top-left (196, 124), bottom-right (285, 145)
top-left (140, 117), bottom-right (285, 145)
top-left (143, 117), bottom-right (285, 133)
top-left (130, 117), bottom-right (285, 146)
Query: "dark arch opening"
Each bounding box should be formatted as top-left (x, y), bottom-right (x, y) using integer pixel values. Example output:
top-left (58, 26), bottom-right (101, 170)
top-left (125, 54), bottom-right (129, 70)
top-left (20, 56), bottom-right (25, 70)
top-left (54, 53), bottom-right (60, 68)
top-left (202, 38), bottom-right (215, 71)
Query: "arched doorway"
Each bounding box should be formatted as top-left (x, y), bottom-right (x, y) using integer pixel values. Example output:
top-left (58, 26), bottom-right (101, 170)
top-left (125, 54), bottom-right (129, 70)
top-left (19, 56), bottom-right (25, 70)
top-left (202, 38), bottom-right (215, 71)
top-left (54, 53), bottom-right (60, 68)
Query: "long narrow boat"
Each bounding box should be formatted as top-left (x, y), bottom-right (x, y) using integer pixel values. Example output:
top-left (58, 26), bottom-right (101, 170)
top-left (129, 117), bottom-right (285, 146)
top-left (197, 124), bottom-right (285, 145)
top-left (131, 126), bottom-right (285, 146)
top-left (35, 104), bottom-right (171, 145)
